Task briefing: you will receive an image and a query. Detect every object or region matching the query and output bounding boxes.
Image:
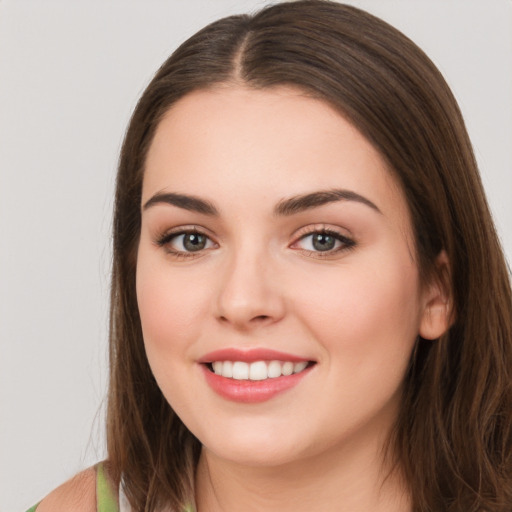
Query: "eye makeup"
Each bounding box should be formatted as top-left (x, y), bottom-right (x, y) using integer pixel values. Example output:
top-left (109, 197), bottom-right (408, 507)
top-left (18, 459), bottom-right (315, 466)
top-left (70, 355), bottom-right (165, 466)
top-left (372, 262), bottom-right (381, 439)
top-left (153, 222), bottom-right (356, 261)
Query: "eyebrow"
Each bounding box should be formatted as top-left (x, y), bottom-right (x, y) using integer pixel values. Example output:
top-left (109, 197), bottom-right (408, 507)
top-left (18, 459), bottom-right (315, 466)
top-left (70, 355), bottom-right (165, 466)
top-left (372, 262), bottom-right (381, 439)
top-left (142, 188), bottom-right (381, 216)
top-left (274, 189), bottom-right (381, 216)
top-left (143, 192), bottom-right (218, 215)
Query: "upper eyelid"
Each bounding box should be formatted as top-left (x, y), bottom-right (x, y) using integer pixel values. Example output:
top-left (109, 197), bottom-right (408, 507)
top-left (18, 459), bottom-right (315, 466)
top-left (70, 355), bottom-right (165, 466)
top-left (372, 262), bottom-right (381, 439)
top-left (291, 223), bottom-right (353, 240)
top-left (292, 230), bottom-right (354, 246)
top-left (155, 225), bottom-right (215, 242)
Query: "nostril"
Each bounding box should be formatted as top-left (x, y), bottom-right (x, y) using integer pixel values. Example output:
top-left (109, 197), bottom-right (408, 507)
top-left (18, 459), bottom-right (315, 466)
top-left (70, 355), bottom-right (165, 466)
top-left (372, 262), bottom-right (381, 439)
top-left (217, 314), bottom-right (272, 329)
top-left (252, 315), bottom-right (271, 322)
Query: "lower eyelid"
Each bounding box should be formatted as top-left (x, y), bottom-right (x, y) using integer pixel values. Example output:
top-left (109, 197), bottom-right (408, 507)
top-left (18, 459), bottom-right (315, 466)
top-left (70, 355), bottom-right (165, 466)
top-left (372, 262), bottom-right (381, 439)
top-left (167, 233), bottom-right (213, 250)
top-left (300, 235), bottom-right (341, 249)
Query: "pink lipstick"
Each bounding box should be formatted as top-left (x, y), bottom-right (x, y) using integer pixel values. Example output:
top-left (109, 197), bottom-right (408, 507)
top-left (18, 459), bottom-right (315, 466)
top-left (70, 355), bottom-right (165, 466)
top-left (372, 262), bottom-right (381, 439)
top-left (198, 348), bottom-right (315, 403)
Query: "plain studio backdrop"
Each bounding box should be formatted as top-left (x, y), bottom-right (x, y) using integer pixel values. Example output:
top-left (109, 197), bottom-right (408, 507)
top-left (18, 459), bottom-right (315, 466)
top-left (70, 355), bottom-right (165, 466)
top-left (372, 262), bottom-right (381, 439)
top-left (0, 1), bottom-right (511, 510)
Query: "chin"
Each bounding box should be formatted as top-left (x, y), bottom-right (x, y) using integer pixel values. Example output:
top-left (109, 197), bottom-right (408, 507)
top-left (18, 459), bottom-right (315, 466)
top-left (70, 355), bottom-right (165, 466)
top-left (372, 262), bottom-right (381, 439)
top-left (205, 442), bottom-right (305, 469)
top-left (197, 422), bottom-right (312, 468)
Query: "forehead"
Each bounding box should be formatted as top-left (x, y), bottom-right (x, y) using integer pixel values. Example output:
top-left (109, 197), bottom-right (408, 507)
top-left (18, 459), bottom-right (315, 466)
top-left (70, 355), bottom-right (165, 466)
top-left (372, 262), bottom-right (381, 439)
top-left (142, 85), bottom-right (407, 222)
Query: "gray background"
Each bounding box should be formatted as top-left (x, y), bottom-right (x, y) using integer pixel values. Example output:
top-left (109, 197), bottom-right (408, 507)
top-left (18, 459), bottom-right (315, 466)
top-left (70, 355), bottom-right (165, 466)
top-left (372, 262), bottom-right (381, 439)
top-left (1, 1), bottom-right (511, 510)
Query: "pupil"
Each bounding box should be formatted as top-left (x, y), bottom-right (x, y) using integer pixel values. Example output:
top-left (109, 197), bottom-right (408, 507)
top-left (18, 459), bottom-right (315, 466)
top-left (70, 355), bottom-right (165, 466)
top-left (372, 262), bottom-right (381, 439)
top-left (184, 233), bottom-right (206, 251)
top-left (312, 233), bottom-right (335, 251)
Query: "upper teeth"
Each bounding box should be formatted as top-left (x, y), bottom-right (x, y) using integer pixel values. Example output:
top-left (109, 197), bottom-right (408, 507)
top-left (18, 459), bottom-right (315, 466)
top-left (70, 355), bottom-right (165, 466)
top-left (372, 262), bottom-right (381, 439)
top-left (211, 360), bottom-right (309, 380)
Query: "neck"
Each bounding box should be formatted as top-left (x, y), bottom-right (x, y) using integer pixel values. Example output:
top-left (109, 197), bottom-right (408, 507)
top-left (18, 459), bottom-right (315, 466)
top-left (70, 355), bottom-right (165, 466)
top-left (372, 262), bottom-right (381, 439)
top-left (194, 429), bottom-right (411, 512)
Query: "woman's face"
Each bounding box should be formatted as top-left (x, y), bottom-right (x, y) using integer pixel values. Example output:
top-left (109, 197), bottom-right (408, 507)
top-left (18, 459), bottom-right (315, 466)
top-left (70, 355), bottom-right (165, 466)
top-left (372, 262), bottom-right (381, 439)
top-left (136, 86), bottom-right (437, 468)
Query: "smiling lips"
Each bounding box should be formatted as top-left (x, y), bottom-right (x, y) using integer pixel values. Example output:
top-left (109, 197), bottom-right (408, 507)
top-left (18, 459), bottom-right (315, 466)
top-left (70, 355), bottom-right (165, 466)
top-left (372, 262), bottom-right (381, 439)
top-left (199, 349), bottom-right (315, 403)
top-left (212, 360), bottom-right (309, 380)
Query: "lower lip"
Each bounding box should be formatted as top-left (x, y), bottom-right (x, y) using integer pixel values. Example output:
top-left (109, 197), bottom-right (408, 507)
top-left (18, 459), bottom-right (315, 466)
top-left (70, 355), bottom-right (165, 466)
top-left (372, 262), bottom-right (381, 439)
top-left (201, 364), bottom-right (313, 403)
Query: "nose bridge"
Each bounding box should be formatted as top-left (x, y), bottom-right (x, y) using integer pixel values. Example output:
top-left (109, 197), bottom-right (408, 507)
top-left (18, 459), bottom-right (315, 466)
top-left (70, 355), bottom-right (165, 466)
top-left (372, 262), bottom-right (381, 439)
top-left (215, 238), bottom-right (284, 329)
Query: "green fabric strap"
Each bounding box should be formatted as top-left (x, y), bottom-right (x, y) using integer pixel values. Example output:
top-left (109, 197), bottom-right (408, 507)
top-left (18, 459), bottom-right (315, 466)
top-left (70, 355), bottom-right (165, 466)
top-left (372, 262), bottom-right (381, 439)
top-left (97, 462), bottom-right (119, 512)
top-left (26, 463), bottom-right (194, 512)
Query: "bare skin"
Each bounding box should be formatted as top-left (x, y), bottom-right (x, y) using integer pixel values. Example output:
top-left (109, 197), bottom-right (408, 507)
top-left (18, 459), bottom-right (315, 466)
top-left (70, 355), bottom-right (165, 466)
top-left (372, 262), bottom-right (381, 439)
top-left (195, 420), bottom-right (411, 512)
top-left (35, 468), bottom-right (96, 512)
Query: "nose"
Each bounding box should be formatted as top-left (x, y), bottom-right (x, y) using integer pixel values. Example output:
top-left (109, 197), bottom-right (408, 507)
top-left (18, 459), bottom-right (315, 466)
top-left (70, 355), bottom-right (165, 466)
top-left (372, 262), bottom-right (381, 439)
top-left (215, 248), bottom-right (286, 331)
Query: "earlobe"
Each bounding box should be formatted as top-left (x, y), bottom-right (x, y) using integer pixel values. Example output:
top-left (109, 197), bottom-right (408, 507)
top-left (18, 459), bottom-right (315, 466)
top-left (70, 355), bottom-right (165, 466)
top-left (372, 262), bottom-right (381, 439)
top-left (418, 251), bottom-right (454, 341)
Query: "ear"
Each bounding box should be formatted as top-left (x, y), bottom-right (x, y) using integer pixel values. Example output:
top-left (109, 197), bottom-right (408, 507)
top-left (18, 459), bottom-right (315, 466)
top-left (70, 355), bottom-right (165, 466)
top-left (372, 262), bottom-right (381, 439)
top-left (418, 250), bottom-right (454, 340)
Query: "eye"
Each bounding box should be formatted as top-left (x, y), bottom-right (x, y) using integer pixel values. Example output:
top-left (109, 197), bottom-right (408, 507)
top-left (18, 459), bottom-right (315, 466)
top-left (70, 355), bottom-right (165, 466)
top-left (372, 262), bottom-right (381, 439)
top-left (156, 229), bottom-right (216, 256)
top-left (292, 228), bottom-right (355, 256)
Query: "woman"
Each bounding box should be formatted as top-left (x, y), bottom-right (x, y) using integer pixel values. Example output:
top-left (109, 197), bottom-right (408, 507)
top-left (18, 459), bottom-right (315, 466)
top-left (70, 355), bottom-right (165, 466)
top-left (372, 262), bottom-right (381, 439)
top-left (31, 1), bottom-right (512, 511)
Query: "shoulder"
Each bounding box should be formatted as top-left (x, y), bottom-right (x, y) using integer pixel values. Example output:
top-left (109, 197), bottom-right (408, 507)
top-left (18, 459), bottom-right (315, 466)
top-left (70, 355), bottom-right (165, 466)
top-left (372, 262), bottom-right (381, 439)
top-left (36, 467), bottom-right (97, 512)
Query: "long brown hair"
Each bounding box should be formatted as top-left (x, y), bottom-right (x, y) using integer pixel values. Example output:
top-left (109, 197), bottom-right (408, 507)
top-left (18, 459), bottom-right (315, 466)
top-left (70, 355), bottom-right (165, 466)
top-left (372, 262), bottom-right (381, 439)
top-left (107, 1), bottom-right (512, 510)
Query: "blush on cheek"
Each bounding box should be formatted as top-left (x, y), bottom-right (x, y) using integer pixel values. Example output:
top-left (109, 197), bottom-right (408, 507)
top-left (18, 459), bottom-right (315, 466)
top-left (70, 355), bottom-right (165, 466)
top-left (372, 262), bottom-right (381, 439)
top-left (300, 261), bottom-right (420, 360)
top-left (139, 294), bottom-right (183, 347)
top-left (137, 263), bottom-right (209, 358)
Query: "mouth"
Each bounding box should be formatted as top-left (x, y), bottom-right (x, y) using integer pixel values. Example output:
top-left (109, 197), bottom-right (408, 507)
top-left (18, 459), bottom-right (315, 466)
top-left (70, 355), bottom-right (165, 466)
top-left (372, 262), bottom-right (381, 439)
top-left (199, 349), bottom-right (316, 403)
top-left (198, 348), bottom-right (316, 402)
top-left (205, 360), bottom-right (315, 380)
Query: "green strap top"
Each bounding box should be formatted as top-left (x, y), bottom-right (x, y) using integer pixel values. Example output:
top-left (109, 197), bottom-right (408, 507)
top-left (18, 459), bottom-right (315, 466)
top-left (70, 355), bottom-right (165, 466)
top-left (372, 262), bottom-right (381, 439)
top-left (26, 463), bottom-right (194, 512)
top-left (96, 462), bottom-right (119, 512)
top-left (26, 462), bottom-right (119, 512)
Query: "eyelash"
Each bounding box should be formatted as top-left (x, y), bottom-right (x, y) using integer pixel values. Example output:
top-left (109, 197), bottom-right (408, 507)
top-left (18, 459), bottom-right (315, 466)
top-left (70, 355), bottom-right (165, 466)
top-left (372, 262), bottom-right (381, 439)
top-left (155, 227), bottom-right (215, 260)
top-left (292, 226), bottom-right (356, 258)
top-left (155, 226), bottom-right (356, 260)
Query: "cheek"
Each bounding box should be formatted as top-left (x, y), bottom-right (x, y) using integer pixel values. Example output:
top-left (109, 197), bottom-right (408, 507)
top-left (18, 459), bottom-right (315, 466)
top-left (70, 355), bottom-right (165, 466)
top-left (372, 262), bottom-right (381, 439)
top-left (135, 251), bottom-right (207, 361)
top-left (135, 252), bottom-right (214, 415)
top-left (294, 255), bottom-right (422, 367)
